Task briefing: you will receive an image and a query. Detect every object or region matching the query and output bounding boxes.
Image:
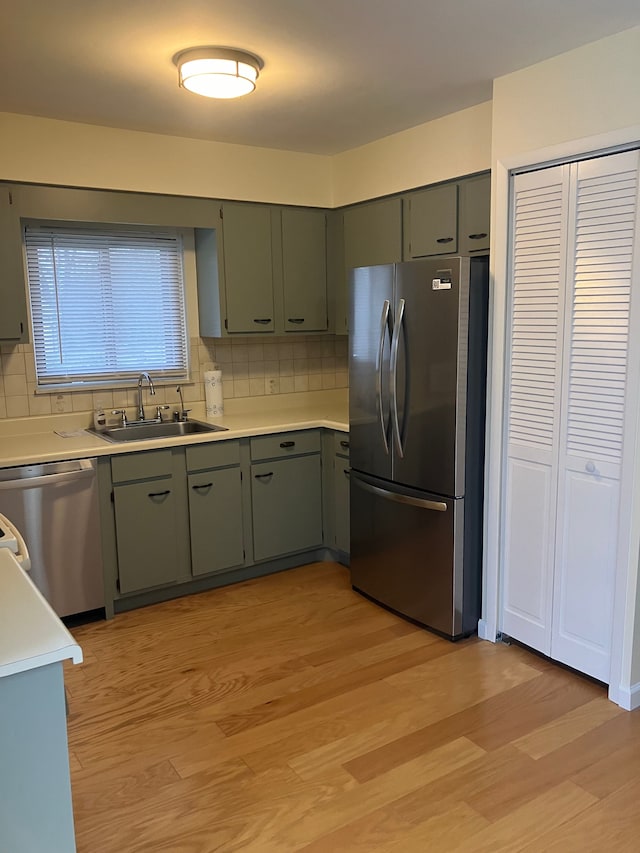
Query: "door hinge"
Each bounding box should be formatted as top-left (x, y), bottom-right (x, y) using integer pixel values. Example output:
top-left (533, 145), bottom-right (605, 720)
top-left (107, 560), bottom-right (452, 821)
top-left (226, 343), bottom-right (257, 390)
top-left (110, 491), bottom-right (114, 503)
top-left (8, 191), bottom-right (13, 205)
top-left (224, 318), bottom-right (228, 330)
top-left (220, 207), bottom-right (224, 219)
top-left (116, 578), bottom-right (120, 592)
top-left (243, 549), bottom-right (246, 561)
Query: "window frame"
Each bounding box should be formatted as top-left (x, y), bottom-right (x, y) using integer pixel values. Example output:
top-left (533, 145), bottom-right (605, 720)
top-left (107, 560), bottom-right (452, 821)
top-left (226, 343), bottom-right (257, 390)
top-left (23, 220), bottom-right (191, 392)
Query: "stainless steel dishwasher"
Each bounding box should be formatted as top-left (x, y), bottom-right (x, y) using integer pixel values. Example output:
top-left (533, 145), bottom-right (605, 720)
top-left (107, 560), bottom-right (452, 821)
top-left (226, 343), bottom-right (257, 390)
top-left (0, 458), bottom-right (104, 618)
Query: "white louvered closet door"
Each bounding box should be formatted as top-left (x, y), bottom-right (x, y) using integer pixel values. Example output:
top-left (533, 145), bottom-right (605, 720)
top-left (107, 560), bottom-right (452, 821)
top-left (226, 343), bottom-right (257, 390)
top-left (502, 165), bottom-right (569, 654)
top-left (552, 150), bottom-right (640, 681)
top-left (503, 149), bottom-right (640, 683)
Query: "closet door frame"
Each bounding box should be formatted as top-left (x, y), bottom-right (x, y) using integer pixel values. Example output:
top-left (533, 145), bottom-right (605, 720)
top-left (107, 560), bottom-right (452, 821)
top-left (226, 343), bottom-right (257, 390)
top-left (482, 132), bottom-right (640, 710)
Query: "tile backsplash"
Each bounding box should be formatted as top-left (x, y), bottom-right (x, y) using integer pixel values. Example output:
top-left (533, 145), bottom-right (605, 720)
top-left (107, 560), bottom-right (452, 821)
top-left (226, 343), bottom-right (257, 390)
top-left (0, 335), bottom-right (348, 420)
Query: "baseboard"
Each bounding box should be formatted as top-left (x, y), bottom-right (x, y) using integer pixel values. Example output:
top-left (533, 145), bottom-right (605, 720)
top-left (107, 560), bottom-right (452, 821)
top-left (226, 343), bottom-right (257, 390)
top-left (477, 619), bottom-right (498, 642)
top-left (610, 681), bottom-right (640, 711)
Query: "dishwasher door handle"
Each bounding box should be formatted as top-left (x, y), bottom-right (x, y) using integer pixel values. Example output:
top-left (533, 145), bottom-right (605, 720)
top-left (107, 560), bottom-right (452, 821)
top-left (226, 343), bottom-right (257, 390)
top-left (0, 460), bottom-right (95, 491)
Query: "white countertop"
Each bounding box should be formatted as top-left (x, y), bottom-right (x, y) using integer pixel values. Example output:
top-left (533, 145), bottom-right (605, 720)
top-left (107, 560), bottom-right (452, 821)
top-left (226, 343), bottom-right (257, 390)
top-left (0, 549), bottom-right (82, 679)
top-left (0, 389), bottom-right (349, 468)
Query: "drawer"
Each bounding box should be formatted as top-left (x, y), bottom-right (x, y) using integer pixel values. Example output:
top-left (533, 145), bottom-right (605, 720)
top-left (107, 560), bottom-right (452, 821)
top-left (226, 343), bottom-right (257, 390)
top-left (186, 439), bottom-right (240, 472)
top-left (250, 429), bottom-right (321, 461)
top-left (111, 448), bottom-right (172, 483)
top-left (334, 432), bottom-right (350, 458)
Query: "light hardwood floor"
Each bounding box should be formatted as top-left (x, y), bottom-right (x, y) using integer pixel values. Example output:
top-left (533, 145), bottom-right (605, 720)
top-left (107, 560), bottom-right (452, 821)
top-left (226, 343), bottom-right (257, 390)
top-left (64, 562), bottom-right (640, 852)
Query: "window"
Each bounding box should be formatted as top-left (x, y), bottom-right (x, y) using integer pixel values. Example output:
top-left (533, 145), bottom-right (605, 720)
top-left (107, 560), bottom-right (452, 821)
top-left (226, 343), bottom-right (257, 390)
top-left (24, 224), bottom-right (189, 388)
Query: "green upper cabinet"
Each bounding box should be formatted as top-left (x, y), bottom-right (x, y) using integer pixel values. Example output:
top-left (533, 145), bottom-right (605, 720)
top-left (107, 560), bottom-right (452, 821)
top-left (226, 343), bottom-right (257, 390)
top-left (198, 202), bottom-right (329, 337)
top-left (281, 207), bottom-right (328, 332)
top-left (344, 197), bottom-right (403, 271)
top-left (341, 197), bottom-right (403, 333)
top-left (458, 173), bottom-right (491, 255)
top-left (220, 202), bottom-right (275, 333)
top-left (0, 187), bottom-right (28, 342)
top-left (403, 182), bottom-right (458, 258)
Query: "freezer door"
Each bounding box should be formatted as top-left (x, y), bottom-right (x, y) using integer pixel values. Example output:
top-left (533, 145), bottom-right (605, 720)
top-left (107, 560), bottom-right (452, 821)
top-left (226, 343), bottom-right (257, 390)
top-left (350, 472), bottom-right (467, 638)
top-left (392, 257), bottom-right (468, 496)
top-left (349, 264), bottom-right (394, 481)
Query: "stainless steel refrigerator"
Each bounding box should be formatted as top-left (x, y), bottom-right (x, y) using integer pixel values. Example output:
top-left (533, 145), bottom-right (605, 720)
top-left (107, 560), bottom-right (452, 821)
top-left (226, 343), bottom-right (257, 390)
top-left (349, 255), bottom-right (489, 639)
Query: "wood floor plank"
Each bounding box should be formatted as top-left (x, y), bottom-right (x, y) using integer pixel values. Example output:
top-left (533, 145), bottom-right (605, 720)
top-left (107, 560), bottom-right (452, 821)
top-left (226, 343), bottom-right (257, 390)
top-left (519, 777), bottom-right (640, 853)
top-left (344, 667), bottom-right (602, 784)
top-left (448, 780), bottom-right (597, 853)
top-left (63, 562), bottom-right (638, 853)
top-left (215, 639), bottom-right (456, 736)
top-left (513, 695), bottom-right (622, 759)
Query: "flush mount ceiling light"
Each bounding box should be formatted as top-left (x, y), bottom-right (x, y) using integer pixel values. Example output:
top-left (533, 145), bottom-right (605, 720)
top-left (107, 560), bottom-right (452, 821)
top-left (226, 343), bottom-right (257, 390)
top-left (174, 47), bottom-right (263, 99)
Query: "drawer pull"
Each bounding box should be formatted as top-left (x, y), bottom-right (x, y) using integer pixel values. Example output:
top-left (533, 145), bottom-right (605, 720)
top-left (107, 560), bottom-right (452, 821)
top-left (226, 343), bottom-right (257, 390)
top-left (469, 233), bottom-right (488, 240)
top-left (254, 472), bottom-right (274, 479)
top-left (148, 490), bottom-right (170, 498)
top-left (287, 318), bottom-right (305, 324)
top-left (192, 483), bottom-right (213, 490)
top-left (280, 441), bottom-right (295, 448)
top-left (253, 318), bottom-right (272, 325)
top-left (339, 440), bottom-right (349, 449)
top-left (436, 236), bottom-right (454, 244)
top-left (344, 468), bottom-right (350, 478)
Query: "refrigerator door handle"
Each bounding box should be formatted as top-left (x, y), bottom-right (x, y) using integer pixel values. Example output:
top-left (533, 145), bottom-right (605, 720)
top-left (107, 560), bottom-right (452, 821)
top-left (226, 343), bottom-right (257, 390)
top-left (376, 299), bottom-right (391, 455)
top-left (352, 474), bottom-right (447, 512)
top-left (390, 297), bottom-right (406, 458)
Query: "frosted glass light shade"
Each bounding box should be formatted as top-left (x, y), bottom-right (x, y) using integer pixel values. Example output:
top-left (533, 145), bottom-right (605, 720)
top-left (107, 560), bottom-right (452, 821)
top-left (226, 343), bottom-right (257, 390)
top-left (175, 48), bottom-right (262, 99)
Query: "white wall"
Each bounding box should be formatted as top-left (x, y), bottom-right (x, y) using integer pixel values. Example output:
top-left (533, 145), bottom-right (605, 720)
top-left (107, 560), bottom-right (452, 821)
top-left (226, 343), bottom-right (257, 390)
top-left (0, 104), bottom-right (493, 210)
top-left (0, 112), bottom-right (333, 207)
top-left (484, 25), bottom-right (640, 705)
top-left (332, 102), bottom-right (492, 207)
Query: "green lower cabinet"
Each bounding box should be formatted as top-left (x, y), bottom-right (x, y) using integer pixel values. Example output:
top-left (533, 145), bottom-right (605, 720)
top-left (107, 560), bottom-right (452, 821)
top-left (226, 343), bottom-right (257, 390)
top-left (251, 455), bottom-right (323, 562)
top-left (334, 460), bottom-right (350, 555)
top-left (188, 467), bottom-right (244, 576)
top-left (113, 477), bottom-right (180, 594)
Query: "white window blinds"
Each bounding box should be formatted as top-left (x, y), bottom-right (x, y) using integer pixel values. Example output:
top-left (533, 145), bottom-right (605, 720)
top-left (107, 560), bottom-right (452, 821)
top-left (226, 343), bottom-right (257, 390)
top-left (24, 225), bottom-right (189, 387)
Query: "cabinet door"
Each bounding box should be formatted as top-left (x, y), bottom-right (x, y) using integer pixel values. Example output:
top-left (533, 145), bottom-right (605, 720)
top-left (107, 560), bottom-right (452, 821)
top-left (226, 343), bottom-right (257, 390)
top-left (188, 467), bottom-right (244, 576)
top-left (404, 183), bottom-right (458, 258)
top-left (113, 477), bottom-right (179, 594)
top-left (0, 187), bottom-right (28, 341)
top-left (222, 202), bottom-right (274, 333)
top-left (334, 459), bottom-right (350, 554)
top-left (502, 164), bottom-right (569, 654)
top-left (343, 198), bottom-right (402, 335)
top-left (251, 455), bottom-right (323, 561)
top-left (458, 174), bottom-right (490, 254)
top-left (282, 208), bottom-right (328, 332)
top-left (344, 197), bottom-right (402, 271)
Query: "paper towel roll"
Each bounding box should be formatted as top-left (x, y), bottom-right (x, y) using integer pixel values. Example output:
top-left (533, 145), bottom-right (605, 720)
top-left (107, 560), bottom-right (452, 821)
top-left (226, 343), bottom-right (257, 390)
top-left (204, 369), bottom-right (224, 418)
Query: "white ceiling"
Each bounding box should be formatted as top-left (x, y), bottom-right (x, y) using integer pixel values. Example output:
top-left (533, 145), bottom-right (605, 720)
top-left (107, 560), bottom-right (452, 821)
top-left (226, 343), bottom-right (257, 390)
top-left (2, 0), bottom-right (639, 155)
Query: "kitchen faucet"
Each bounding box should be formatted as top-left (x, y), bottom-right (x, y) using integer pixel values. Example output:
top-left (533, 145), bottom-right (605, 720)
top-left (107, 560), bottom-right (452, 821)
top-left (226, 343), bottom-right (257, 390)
top-left (136, 372), bottom-right (155, 420)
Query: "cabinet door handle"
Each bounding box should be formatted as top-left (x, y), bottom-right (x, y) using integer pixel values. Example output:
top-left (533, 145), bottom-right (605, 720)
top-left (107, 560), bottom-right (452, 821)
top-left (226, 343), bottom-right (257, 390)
top-left (468, 232), bottom-right (488, 240)
top-left (436, 236), bottom-right (454, 244)
top-left (280, 441), bottom-right (295, 448)
top-left (344, 468), bottom-right (351, 478)
top-left (254, 472), bottom-right (274, 479)
top-left (339, 440), bottom-right (349, 449)
top-left (253, 318), bottom-right (272, 325)
top-left (192, 483), bottom-right (213, 490)
top-left (287, 318), bottom-right (305, 324)
top-left (148, 490), bottom-right (170, 498)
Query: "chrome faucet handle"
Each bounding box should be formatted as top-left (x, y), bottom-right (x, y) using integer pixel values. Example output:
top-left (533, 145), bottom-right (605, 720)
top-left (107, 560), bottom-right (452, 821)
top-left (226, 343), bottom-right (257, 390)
top-left (112, 409), bottom-right (128, 427)
top-left (155, 405), bottom-right (171, 422)
top-left (173, 409), bottom-right (192, 423)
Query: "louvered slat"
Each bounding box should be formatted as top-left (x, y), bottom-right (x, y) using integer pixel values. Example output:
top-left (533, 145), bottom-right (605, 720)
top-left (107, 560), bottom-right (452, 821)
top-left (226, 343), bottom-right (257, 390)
top-left (564, 162), bottom-right (638, 467)
top-left (508, 178), bottom-right (565, 451)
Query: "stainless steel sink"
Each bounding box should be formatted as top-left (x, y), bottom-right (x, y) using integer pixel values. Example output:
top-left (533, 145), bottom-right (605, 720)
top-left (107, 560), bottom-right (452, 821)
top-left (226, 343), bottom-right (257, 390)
top-left (90, 419), bottom-right (227, 443)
